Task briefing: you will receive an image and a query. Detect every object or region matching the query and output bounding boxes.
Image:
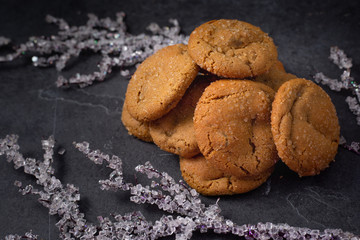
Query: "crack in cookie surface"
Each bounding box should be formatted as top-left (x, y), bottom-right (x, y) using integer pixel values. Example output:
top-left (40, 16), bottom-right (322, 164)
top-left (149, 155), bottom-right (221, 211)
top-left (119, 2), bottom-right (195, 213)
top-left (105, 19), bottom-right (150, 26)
top-left (188, 19), bottom-right (277, 78)
top-left (271, 78), bottom-right (340, 176)
top-left (180, 155), bottom-right (273, 196)
top-left (194, 80), bottom-right (277, 179)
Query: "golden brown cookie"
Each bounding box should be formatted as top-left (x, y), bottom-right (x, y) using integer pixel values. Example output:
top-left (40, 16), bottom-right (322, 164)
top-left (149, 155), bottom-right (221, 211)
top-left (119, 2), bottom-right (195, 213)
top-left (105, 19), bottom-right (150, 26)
top-left (272, 60), bottom-right (286, 72)
top-left (188, 19), bottom-right (278, 79)
top-left (149, 76), bottom-right (212, 158)
top-left (271, 78), bottom-right (340, 176)
top-left (125, 44), bottom-right (199, 121)
top-left (180, 154), bottom-right (273, 196)
top-left (254, 60), bottom-right (297, 91)
top-left (121, 102), bottom-right (152, 142)
top-left (194, 80), bottom-right (278, 178)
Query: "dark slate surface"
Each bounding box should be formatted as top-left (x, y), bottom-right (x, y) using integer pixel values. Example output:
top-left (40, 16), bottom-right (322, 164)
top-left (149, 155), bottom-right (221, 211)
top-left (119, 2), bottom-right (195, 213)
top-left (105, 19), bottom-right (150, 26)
top-left (0, 0), bottom-right (359, 239)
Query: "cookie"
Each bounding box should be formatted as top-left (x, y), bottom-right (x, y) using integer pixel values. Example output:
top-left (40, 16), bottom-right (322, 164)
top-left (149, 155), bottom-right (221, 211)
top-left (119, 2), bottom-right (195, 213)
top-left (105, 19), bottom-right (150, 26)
top-left (194, 80), bottom-right (278, 178)
top-left (188, 19), bottom-right (278, 79)
top-left (271, 78), bottom-right (340, 176)
top-left (121, 102), bottom-right (152, 142)
top-left (254, 60), bottom-right (297, 91)
top-left (125, 44), bottom-right (199, 121)
top-left (149, 76), bottom-right (212, 158)
top-left (180, 154), bottom-right (273, 196)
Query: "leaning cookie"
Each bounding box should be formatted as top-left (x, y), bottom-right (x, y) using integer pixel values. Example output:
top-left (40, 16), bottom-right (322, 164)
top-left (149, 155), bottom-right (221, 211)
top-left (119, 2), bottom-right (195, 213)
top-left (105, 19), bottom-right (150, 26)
top-left (125, 44), bottom-right (199, 121)
top-left (271, 78), bottom-right (340, 176)
top-left (180, 154), bottom-right (273, 196)
top-left (121, 102), bottom-right (152, 142)
top-left (254, 60), bottom-right (297, 91)
top-left (188, 19), bottom-right (278, 79)
top-left (149, 75), bottom-right (212, 158)
top-left (194, 80), bottom-right (278, 179)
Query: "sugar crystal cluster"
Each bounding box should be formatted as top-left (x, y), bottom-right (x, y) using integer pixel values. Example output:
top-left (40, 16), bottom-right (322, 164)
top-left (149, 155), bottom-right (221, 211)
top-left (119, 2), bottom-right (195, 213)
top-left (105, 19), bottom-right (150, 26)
top-left (0, 13), bottom-right (187, 88)
top-left (314, 46), bottom-right (360, 125)
top-left (1, 134), bottom-right (359, 239)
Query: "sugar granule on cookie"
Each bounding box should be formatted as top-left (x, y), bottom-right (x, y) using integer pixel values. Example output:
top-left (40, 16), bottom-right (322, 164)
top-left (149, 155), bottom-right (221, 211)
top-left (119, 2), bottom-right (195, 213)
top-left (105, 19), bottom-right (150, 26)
top-left (271, 78), bottom-right (340, 176)
top-left (125, 44), bottom-right (199, 121)
top-left (188, 19), bottom-right (278, 79)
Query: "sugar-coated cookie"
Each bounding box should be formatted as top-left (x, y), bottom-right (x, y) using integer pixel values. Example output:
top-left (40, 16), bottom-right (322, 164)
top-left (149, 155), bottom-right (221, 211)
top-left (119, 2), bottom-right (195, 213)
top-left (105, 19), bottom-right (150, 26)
top-left (180, 154), bottom-right (273, 196)
top-left (194, 80), bottom-right (278, 178)
top-left (121, 102), bottom-right (152, 142)
top-left (125, 44), bottom-right (199, 121)
top-left (254, 60), bottom-right (297, 91)
top-left (271, 78), bottom-right (340, 176)
top-left (149, 76), bottom-right (212, 158)
top-left (188, 19), bottom-right (278, 78)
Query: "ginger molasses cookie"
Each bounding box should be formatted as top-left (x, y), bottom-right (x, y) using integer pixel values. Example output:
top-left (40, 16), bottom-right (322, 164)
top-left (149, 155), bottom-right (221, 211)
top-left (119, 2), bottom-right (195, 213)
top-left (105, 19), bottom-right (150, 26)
top-left (125, 44), bottom-right (199, 121)
top-left (194, 80), bottom-right (278, 178)
top-left (180, 154), bottom-right (273, 196)
top-left (271, 78), bottom-right (340, 176)
top-left (149, 76), bottom-right (212, 158)
top-left (121, 102), bottom-right (152, 142)
top-left (188, 19), bottom-right (278, 79)
top-left (254, 60), bottom-right (297, 91)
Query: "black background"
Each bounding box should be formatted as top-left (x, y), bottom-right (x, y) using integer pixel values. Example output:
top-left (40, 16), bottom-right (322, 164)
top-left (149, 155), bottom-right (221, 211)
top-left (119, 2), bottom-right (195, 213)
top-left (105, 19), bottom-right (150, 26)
top-left (0, 0), bottom-right (359, 239)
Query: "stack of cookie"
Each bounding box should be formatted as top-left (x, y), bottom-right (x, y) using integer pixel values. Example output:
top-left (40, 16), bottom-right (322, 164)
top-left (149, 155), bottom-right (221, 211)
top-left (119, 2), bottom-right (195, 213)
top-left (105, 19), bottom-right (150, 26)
top-left (122, 19), bottom-right (340, 196)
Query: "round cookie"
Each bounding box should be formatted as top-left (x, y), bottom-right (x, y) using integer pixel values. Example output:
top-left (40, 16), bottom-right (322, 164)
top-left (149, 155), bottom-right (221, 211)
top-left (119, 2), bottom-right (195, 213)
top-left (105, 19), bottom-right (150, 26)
top-left (121, 102), bottom-right (152, 142)
top-left (271, 78), bottom-right (340, 176)
top-left (180, 154), bottom-right (273, 196)
top-left (149, 76), bottom-right (212, 158)
top-left (254, 60), bottom-right (297, 91)
top-left (194, 80), bottom-right (278, 178)
top-left (125, 44), bottom-right (199, 121)
top-left (188, 19), bottom-right (278, 79)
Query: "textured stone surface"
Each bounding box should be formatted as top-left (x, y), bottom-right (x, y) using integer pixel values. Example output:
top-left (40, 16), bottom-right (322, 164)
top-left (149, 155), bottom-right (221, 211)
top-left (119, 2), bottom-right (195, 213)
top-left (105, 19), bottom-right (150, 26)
top-left (0, 0), bottom-right (359, 239)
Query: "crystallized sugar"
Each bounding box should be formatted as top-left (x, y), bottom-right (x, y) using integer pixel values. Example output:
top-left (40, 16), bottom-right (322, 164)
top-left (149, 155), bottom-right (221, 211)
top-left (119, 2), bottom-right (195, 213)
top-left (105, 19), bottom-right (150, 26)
top-left (0, 13), bottom-right (188, 88)
top-left (314, 46), bottom-right (360, 126)
top-left (329, 46), bottom-right (353, 69)
top-left (340, 135), bottom-right (360, 155)
top-left (1, 134), bottom-right (359, 239)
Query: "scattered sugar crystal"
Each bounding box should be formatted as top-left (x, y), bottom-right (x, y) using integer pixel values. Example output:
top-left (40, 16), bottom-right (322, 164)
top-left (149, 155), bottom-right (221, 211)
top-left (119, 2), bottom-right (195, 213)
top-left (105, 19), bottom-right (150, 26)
top-left (120, 69), bottom-right (130, 77)
top-left (0, 13), bottom-right (188, 88)
top-left (314, 47), bottom-right (360, 126)
top-left (346, 96), bottom-right (360, 125)
top-left (0, 36), bottom-right (11, 46)
top-left (314, 72), bottom-right (345, 91)
top-left (329, 46), bottom-right (353, 69)
top-left (58, 147), bottom-right (66, 155)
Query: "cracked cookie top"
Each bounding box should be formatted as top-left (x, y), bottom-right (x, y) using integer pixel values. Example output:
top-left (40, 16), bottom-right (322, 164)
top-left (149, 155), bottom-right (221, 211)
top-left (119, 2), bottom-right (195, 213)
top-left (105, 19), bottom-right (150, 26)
top-left (125, 44), bottom-right (199, 121)
top-left (188, 19), bottom-right (278, 79)
top-left (271, 78), bottom-right (340, 176)
top-left (180, 154), bottom-right (273, 196)
top-left (194, 80), bottom-right (278, 178)
top-left (149, 75), bottom-right (212, 158)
